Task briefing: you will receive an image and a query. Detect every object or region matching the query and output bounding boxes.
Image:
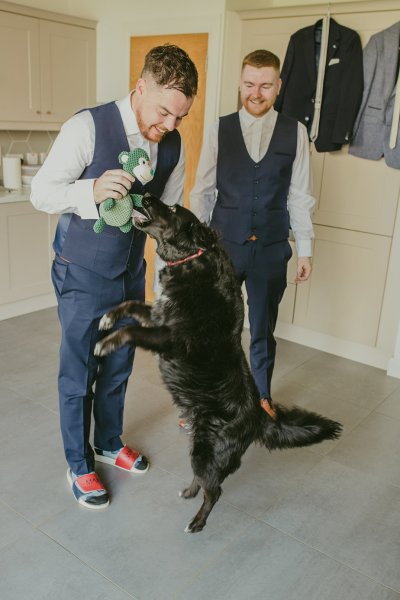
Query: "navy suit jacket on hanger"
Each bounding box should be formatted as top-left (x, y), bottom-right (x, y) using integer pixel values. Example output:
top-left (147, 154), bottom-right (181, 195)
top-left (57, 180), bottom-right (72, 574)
top-left (275, 18), bottom-right (363, 152)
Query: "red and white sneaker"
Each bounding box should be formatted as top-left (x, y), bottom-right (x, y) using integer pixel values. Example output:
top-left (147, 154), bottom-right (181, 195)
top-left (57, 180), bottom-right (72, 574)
top-left (94, 445), bottom-right (149, 474)
top-left (67, 469), bottom-right (109, 510)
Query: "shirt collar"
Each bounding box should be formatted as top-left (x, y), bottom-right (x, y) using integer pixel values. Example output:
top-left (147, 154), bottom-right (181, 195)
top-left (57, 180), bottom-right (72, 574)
top-left (116, 92), bottom-right (140, 137)
top-left (239, 106), bottom-right (276, 129)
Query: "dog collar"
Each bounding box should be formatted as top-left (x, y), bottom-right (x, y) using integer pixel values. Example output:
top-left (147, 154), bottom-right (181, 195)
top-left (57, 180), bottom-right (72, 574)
top-left (166, 249), bottom-right (205, 267)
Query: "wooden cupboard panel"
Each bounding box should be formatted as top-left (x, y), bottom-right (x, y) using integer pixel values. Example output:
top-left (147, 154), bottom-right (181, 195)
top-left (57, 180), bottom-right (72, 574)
top-left (0, 11), bottom-right (41, 122)
top-left (39, 20), bottom-right (96, 123)
top-left (286, 240), bottom-right (297, 283)
top-left (314, 150), bottom-right (400, 236)
top-left (0, 10), bottom-right (95, 128)
top-left (0, 203), bottom-right (54, 304)
top-left (279, 282), bottom-right (296, 324)
top-left (293, 226), bottom-right (391, 346)
top-left (310, 146), bottom-right (324, 201)
top-left (241, 15), bottom-right (313, 64)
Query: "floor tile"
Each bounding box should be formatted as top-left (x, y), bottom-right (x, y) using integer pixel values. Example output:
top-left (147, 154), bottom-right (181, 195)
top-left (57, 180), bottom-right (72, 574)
top-left (260, 457), bottom-right (400, 591)
top-left (0, 530), bottom-right (135, 600)
top-left (0, 501), bottom-right (36, 551)
top-left (41, 468), bottom-right (257, 600)
top-left (376, 386), bottom-right (400, 420)
top-left (277, 352), bottom-right (399, 411)
top-left (173, 519), bottom-right (400, 600)
top-left (328, 411), bottom-right (400, 487)
top-left (271, 378), bottom-right (371, 455)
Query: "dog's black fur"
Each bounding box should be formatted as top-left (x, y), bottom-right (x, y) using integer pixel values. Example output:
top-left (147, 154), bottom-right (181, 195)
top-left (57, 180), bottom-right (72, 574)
top-left (94, 194), bottom-right (342, 533)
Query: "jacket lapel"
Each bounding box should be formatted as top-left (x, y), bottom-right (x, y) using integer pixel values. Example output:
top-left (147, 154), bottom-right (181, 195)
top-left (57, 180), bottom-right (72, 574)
top-left (326, 18), bottom-right (341, 66)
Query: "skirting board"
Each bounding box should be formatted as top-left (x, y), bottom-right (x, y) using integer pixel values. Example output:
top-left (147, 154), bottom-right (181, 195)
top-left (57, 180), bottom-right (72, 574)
top-left (274, 321), bottom-right (399, 379)
top-left (0, 293), bottom-right (57, 321)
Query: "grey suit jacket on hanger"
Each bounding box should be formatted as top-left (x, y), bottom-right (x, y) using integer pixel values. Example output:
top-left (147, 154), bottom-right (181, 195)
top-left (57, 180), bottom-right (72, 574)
top-left (349, 21), bottom-right (400, 169)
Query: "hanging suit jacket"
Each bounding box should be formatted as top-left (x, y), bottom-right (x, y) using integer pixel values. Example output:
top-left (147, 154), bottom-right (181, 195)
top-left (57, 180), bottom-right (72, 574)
top-left (349, 21), bottom-right (400, 169)
top-left (275, 18), bottom-right (363, 152)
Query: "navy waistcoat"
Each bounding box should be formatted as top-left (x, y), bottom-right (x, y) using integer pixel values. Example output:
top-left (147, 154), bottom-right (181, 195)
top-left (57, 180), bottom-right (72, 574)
top-left (53, 101), bottom-right (181, 278)
top-left (210, 112), bottom-right (297, 245)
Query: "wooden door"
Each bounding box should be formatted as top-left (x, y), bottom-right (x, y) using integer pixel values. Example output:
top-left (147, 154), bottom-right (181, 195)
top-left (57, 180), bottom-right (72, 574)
top-left (130, 33), bottom-right (208, 301)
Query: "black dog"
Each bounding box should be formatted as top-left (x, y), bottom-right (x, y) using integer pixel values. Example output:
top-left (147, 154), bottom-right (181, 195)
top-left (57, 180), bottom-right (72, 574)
top-left (94, 194), bottom-right (342, 533)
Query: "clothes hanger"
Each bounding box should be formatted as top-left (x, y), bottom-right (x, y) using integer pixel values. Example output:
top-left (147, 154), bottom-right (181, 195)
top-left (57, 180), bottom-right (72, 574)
top-left (316, 2), bottom-right (331, 32)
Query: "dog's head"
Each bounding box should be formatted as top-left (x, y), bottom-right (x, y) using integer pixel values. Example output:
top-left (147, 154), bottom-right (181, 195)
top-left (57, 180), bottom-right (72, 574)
top-left (132, 193), bottom-right (218, 262)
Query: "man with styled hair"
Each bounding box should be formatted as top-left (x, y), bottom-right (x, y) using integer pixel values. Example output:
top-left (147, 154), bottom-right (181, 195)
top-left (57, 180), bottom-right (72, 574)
top-left (191, 48), bottom-right (315, 418)
top-left (31, 44), bottom-right (198, 509)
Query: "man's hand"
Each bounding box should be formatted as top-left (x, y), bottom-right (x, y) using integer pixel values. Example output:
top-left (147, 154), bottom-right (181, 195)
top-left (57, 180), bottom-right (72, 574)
top-left (295, 257), bottom-right (312, 283)
top-left (93, 169), bottom-right (135, 204)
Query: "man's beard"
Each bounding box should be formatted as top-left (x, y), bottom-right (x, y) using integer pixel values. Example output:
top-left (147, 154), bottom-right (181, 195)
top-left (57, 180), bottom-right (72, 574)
top-left (136, 109), bottom-right (168, 143)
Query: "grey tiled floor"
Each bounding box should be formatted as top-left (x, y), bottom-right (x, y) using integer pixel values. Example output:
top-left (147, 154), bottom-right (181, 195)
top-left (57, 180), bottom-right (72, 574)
top-left (1, 307), bottom-right (400, 600)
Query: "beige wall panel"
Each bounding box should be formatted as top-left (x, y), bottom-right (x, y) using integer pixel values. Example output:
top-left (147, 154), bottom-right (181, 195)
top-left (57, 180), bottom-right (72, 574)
top-left (0, 202), bottom-right (51, 304)
top-left (278, 282), bottom-right (296, 324)
top-left (334, 10), bottom-right (400, 46)
top-left (278, 241), bottom-right (297, 323)
top-left (310, 147), bottom-right (324, 200)
top-left (39, 20), bottom-right (96, 123)
top-left (314, 151), bottom-right (400, 236)
top-left (293, 226), bottom-right (391, 346)
top-left (0, 203), bottom-right (53, 304)
top-left (241, 16), bottom-right (312, 64)
top-left (0, 11), bottom-right (41, 122)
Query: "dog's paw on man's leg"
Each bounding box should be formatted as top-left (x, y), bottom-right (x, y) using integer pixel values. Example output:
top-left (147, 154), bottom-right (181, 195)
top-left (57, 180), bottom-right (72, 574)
top-left (94, 331), bottom-right (123, 357)
top-left (98, 313), bottom-right (115, 331)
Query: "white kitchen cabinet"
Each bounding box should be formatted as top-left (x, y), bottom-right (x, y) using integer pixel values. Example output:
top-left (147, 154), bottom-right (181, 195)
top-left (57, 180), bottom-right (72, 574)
top-left (0, 201), bottom-right (56, 304)
top-left (293, 226), bottom-right (391, 347)
top-left (0, 8), bottom-right (96, 129)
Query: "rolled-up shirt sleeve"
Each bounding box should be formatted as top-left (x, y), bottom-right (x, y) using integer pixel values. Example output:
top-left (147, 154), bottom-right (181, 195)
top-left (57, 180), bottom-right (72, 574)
top-left (30, 111), bottom-right (99, 219)
top-left (288, 122), bottom-right (315, 257)
top-left (190, 120), bottom-right (219, 224)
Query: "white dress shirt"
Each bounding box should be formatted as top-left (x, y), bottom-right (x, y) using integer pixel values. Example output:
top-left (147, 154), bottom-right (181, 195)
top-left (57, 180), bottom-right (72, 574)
top-left (190, 107), bottom-right (315, 257)
top-left (30, 93), bottom-right (186, 218)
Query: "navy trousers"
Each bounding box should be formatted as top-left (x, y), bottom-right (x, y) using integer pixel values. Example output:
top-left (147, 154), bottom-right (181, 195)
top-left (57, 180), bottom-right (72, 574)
top-left (51, 255), bottom-right (145, 476)
top-left (221, 238), bottom-right (292, 400)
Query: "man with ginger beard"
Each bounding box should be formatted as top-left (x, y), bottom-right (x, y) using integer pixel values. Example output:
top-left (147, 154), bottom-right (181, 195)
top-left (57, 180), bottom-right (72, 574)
top-left (31, 45), bottom-right (198, 510)
top-left (191, 49), bottom-right (315, 420)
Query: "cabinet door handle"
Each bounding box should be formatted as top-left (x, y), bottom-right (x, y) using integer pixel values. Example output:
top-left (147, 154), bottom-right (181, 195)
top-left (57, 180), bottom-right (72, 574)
top-left (46, 111), bottom-right (52, 115)
top-left (36, 110), bottom-right (42, 114)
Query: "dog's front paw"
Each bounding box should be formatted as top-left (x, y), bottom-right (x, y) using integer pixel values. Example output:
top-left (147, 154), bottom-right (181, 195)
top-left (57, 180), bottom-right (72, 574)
top-left (94, 341), bottom-right (110, 357)
top-left (184, 517), bottom-right (205, 534)
top-left (99, 313), bottom-right (115, 331)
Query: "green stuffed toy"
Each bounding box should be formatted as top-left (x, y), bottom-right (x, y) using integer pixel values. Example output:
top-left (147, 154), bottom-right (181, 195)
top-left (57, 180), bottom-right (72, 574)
top-left (93, 148), bottom-right (154, 233)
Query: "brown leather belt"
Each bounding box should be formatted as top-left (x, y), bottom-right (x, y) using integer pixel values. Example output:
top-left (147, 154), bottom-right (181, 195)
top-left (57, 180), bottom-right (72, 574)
top-left (248, 234), bottom-right (257, 241)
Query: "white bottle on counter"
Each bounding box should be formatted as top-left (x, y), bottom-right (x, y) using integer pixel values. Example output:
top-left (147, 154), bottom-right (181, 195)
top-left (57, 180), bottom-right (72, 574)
top-left (2, 155), bottom-right (22, 191)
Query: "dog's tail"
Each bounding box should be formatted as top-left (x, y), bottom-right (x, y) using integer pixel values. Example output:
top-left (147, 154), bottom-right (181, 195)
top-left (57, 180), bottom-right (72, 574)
top-left (258, 403), bottom-right (342, 451)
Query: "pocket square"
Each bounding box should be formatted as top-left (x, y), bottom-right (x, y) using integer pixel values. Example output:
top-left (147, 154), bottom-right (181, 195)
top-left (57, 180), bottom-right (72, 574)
top-left (328, 58), bottom-right (340, 66)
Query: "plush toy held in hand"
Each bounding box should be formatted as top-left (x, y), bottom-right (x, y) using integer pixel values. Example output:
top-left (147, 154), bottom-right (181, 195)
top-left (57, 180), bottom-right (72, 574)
top-left (93, 148), bottom-right (154, 233)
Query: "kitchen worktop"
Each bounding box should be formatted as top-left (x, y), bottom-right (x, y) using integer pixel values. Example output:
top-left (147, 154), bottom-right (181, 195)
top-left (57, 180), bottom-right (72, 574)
top-left (0, 186), bottom-right (31, 204)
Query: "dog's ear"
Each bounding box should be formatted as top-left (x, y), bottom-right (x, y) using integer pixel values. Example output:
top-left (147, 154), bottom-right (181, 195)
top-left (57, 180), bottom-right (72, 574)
top-left (188, 221), bottom-right (219, 250)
